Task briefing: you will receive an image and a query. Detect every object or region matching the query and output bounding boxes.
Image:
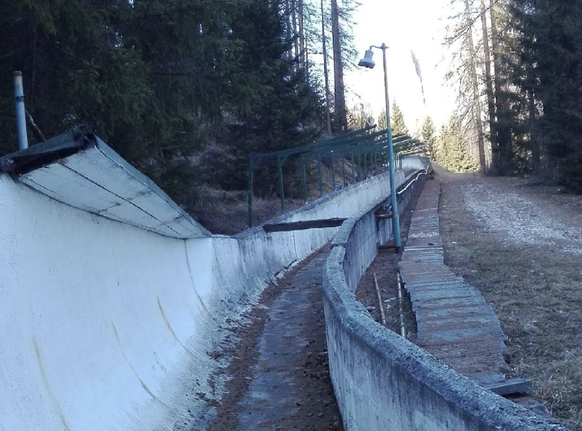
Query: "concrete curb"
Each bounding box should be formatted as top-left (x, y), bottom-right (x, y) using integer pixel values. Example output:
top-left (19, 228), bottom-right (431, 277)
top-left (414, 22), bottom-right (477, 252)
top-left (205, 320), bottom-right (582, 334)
top-left (322, 169), bottom-right (570, 431)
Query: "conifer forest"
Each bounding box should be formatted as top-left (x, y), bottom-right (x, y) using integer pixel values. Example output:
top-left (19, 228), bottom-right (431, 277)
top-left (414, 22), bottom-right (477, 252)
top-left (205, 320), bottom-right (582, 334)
top-left (2, 0), bottom-right (582, 229)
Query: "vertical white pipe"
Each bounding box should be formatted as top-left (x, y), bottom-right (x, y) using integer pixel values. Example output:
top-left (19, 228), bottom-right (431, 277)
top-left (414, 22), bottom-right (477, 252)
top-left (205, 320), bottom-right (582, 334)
top-left (14, 71), bottom-right (29, 150)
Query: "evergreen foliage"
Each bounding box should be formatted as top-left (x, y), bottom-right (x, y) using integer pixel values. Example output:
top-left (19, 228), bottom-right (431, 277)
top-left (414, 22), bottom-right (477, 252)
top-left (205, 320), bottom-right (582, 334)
top-left (377, 110), bottom-right (387, 131)
top-left (376, 102), bottom-right (408, 136)
top-left (435, 117), bottom-right (478, 172)
top-left (390, 101), bottom-right (408, 136)
top-left (0, 0), bottom-right (329, 207)
top-left (512, 0), bottom-right (582, 190)
top-left (421, 116), bottom-right (437, 159)
top-left (444, 0), bottom-right (582, 191)
top-left (434, 124), bottom-right (450, 166)
top-left (347, 103), bottom-right (373, 130)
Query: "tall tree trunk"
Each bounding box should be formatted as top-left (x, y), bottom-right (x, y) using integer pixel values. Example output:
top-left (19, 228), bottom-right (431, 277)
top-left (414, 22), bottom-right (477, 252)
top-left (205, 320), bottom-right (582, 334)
top-left (489, 0), bottom-right (512, 172)
top-left (529, 90), bottom-right (540, 175)
top-left (292, 0), bottom-right (299, 67)
top-left (465, 0), bottom-right (487, 172)
top-left (284, 0), bottom-right (292, 60)
top-left (298, 0), bottom-right (306, 74)
top-left (480, 0), bottom-right (498, 172)
top-left (331, 0), bottom-right (347, 131)
top-left (321, 0), bottom-right (332, 135)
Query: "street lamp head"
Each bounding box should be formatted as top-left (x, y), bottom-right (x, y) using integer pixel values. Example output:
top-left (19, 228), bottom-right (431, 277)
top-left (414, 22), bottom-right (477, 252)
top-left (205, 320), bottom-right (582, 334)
top-left (358, 49), bottom-right (375, 69)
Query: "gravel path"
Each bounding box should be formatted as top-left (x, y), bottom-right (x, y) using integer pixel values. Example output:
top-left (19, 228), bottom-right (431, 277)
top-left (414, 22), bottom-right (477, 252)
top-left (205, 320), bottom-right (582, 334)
top-left (461, 181), bottom-right (582, 254)
top-left (438, 167), bottom-right (582, 430)
top-left (208, 247), bottom-right (343, 431)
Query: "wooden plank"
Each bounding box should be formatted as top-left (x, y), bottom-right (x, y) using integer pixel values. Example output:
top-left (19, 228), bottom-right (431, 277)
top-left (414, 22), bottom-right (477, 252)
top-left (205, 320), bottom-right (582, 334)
top-left (484, 378), bottom-right (533, 396)
top-left (263, 218), bottom-right (346, 233)
top-left (375, 212), bottom-right (393, 220)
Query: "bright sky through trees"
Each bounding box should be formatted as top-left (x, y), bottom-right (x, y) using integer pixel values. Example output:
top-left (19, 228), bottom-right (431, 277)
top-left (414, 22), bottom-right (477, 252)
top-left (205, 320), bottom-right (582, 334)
top-left (346, 0), bottom-right (455, 132)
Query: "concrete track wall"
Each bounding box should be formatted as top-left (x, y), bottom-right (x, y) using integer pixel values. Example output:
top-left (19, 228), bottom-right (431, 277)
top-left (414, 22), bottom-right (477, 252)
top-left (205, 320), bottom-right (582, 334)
top-left (323, 174), bottom-right (569, 431)
top-left (0, 165), bottom-right (404, 431)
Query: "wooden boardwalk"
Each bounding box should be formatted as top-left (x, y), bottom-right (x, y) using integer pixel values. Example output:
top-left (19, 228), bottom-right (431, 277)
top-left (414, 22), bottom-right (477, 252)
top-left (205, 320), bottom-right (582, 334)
top-left (399, 179), bottom-right (530, 395)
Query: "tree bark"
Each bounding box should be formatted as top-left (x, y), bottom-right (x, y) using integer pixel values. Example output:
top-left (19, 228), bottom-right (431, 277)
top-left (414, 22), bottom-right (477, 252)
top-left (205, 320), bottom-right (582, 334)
top-left (529, 90), bottom-right (540, 175)
top-left (298, 0), bottom-right (306, 74)
top-left (321, 0), bottom-right (332, 135)
top-left (480, 0), bottom-right (498, 172)
top-left (292, 0), bottom-right (299, 67)
top-left (489, 0), bottom-right (512, 172)
top-left (331, 0), bottom-right (347, 131)
top-left (284, 0), bottom-right (292, 60)
top-left (465, 0), bottom-right (487, 173)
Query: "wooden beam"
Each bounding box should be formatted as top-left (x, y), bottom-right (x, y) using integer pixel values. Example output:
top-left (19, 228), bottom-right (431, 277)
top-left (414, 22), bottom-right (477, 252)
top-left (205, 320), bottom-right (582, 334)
top-left (375, 212), bottom-right (393, 220)
top-left (378, 244), bottom-right (397, 250)
top-left (484, 378), bottom-right (532, 396)
top-left (263, 218), bottom-right (346, 233)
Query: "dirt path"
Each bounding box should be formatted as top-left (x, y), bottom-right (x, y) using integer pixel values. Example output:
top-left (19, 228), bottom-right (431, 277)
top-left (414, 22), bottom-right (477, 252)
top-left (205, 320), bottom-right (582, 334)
top-left (355, 177), bottom-right (424, 336)
top-left (208, 248), bottom-right (343, 431)
top-left (437, 167), bottom-right (582, 430)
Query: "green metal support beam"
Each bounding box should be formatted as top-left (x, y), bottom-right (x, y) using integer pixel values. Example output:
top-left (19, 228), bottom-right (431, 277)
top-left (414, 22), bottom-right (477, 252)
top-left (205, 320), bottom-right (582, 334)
top-left (245, 125), bottom-right (425, 227)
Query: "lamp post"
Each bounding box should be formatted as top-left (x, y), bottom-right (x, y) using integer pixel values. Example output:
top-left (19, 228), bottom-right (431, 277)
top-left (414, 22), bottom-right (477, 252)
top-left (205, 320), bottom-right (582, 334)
top-left (358, 44), bottom-right (401, 253)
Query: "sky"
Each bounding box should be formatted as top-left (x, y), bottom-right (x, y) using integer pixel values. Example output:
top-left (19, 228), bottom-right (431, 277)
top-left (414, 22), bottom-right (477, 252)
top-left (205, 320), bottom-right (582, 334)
top-left (345, 0), bottom-right (456, 132)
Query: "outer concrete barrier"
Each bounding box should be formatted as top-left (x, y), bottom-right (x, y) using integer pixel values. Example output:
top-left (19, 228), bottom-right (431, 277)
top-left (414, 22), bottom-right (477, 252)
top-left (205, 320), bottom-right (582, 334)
top-left (0, 133), bottom-right (408, 431)
top-left (323, 172), bottom-right (570, 431)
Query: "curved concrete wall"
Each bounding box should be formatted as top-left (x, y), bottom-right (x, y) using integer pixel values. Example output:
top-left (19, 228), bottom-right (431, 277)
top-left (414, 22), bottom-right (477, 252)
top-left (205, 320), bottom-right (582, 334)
top-left (323, 172), bottom-right (569, 431)
top-left (0, 162), bottom-right (405, 430)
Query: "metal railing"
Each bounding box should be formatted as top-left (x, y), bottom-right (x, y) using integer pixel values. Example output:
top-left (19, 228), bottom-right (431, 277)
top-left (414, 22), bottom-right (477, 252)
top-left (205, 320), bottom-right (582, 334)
top-left (247, 126), bottom-right (426, 226)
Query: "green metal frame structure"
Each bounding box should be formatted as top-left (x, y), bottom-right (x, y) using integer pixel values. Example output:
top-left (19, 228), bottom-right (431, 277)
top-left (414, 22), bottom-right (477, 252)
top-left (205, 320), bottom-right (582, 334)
top-left (247, 126), bottom-right (425, 226)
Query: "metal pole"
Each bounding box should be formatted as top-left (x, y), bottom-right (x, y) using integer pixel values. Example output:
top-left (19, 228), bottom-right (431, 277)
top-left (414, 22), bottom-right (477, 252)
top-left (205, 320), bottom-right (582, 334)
top-left (381, 44), bottom-right (402, 253)
top-left (13, 71), bottom-right (28, 150)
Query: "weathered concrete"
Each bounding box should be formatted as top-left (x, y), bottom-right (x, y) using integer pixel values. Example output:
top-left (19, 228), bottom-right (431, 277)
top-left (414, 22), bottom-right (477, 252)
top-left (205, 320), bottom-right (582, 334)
top-left (0, 132), bottom-right (411, 431)
top-left (236, 249), bottom-right (332, 430)
top-left (323, 174), bottom-right (570, 430)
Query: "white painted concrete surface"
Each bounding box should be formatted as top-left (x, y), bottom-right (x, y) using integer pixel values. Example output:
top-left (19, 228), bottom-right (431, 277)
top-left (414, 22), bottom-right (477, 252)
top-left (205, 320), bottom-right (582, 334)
top-left (20, 139), bottom-right (210, 239)
top-left (0, 158), bottom-right (412, 431)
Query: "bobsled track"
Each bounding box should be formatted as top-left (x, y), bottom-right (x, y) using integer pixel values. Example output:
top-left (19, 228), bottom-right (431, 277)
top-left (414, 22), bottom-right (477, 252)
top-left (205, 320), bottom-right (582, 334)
top-left (0, 130), bottom-right (568, 431)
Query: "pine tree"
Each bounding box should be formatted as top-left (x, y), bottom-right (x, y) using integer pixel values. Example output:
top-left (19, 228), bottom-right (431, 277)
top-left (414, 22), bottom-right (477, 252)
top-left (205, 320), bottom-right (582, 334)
top-left (435, 123), bottom-right (451, 167)
top-left (330, 0), bottom-right (347, 131)
top-left (436, 117), bottom-right (478, 172)
top-left (390, 102), bottom-right (409, 136)
top-left (0, 0), bottom-right (326, 207)
top-left (421, 117), bottom-right (437, 159)
top-left (444, 0), bottom-right (488, 173)
top-left (480, 0), bottom-right (498, 171)
top-left (489, 0), bottom-right (515, 174)
top-left (516, 0), bottom-right (582, 190)
top-left (446, 117), bottom-right (479, 172)
top-left (348, 103), bottom-right (373, 130)
top-left (377, 110), bottom-right (387, 131)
